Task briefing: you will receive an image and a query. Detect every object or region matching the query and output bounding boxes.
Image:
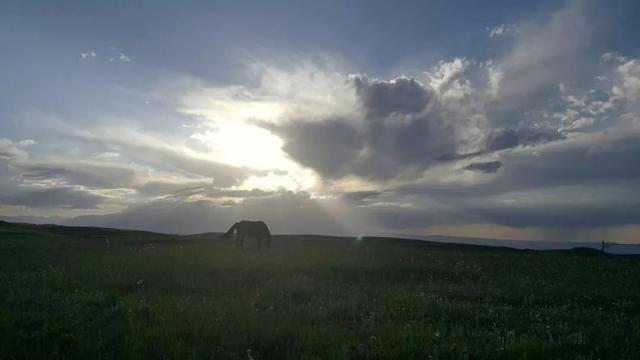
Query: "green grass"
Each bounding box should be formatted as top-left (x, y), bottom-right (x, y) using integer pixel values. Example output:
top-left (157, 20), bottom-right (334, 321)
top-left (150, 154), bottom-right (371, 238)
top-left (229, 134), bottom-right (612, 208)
top-left (1, 221), bottom-right (639, 359)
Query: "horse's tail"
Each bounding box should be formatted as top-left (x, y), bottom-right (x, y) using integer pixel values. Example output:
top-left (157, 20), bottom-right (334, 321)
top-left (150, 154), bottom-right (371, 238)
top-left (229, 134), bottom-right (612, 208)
top-left (223, 222), bottom-right (238, 238)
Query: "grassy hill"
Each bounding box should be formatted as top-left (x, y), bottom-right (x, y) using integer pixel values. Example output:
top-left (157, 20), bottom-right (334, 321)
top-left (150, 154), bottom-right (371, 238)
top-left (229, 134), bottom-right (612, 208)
top-left (1, 221), bottom-right (639, 359)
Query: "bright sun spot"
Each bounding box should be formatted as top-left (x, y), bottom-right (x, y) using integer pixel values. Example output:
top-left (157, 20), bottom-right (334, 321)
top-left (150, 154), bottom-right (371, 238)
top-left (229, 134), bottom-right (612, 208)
top-left (183, 87), bottom-right (321, 191)
top-left (191, 122), bottom-right (317, 191)
top-left (192, 123), bottom-right (287, 170)
top-left (181, 95), bottom-right (285, 124)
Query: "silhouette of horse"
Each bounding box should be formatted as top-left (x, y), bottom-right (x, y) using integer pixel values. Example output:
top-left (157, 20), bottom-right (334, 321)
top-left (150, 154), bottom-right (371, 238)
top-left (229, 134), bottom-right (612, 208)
top-left (222, 220), bottom-right (272, 249)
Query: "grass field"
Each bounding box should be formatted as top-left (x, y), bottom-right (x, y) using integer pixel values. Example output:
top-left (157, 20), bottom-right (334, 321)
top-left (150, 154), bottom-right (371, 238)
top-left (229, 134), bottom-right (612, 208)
top-left (1, 221), bottom-right (639, 359)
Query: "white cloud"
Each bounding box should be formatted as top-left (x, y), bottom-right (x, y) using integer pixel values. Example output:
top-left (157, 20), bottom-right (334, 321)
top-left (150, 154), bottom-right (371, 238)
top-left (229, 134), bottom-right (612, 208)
top-left (487, 24), bottom-right (514, 38)
top-left (488, 0), bottom-right (591, 103)
top-left (109, 53), bottom-right (131, 62)
top-left (0, 138), bottom-right (33, 162)
top-left (601, 52), bottom-right (628, 64)
top-left (426, 58), bottom-right (472, 99)
top-left (80, 50), bottom-right (97, 59)
top-left (174, 59), bottom-right (362, 191)
top-left (614, 59), bottom-right (640, 103)
top-left (81, 48), bottom-right (131, 63)
top-left (179, 59), bottom-right (358, 125)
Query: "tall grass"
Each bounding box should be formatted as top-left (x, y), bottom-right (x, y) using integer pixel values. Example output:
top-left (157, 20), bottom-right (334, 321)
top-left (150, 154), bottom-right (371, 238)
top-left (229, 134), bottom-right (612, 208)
top-left (1, 230), bottom-right (639, 359)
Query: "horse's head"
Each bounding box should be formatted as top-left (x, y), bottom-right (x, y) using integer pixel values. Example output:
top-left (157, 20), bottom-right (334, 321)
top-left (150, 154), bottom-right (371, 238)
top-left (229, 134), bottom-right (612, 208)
top-left (221, 223), bottom-right (238, 240)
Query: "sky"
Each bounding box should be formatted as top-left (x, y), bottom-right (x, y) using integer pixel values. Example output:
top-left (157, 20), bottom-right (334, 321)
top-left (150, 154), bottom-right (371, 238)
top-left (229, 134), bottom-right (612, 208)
top-left (1, 0), bottom-right (640, 242)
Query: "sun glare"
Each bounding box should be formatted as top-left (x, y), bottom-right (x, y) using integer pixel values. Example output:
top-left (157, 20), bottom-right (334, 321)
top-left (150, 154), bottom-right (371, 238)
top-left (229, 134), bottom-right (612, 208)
top-left (191, 122), bottom-right (317, 191)
top-left (191, 122), bottom-right (286, 170)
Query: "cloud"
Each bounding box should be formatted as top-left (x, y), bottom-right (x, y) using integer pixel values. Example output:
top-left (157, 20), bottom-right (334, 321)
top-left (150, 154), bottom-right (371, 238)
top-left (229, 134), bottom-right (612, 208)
top-left (352, 75), bottom-right (432, 117)
top-left (399, 123), bottom-right (640, 201)
top-left (614, 59), bottom-right (640, 103)
top-left (268, 59), bottom-right (570, 182)
top-left (1, 187), bottom-right (105, 209)
top-left (487, 24), bottom-right (514, 38)
top-left (439, 127), bottom-right (566, 161)
top-left (81, 48), bottom-right (131, 63)
top-left (0, 132), bottom-right (271, 212)
top-left (18, 160), bottom-right (140, 189)
top-left (0, 138), bottom-right (32, 162)
top-left (341, 191), bottom-right (382, 202)
top-left (269, 73), bottom-right (466, 180)
top-left (464, 161), bottom-right (502, 173)
top-left (180, 58), bottom-right (358, 124)
top-left (136, 179), bottom-right (212, 197)
top-left (267, 119), bottom-right (362, 178)
top-left (70, 126), bottom-right (258, 187)
top-left (426, 58), bottom-right (473, 100)
top-left (109, 53), bottom-right (131, 63)
top-left (81, 50), bottom-right (97, 59)
top-left (0, 139), bottom-right (34, 195)
top-left (485, 128), bottom-right (564, 151)
top-left (472, 200), bottom-right (640, 228)
top-left (2, 0), bottom-right (639, 241)
top-left (487, 0), bottom-right (592, 111)
top-left (138, 179), bottom-right (278, 200)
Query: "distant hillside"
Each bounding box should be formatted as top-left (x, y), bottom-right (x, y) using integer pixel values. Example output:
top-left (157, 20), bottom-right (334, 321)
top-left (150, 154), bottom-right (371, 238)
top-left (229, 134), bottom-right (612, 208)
top-left (411, 234), bottom-right (640, 255)
top-left (0, 220), bottom-right (171, 239)
top-left (2, 220), bottom-right (639, 255)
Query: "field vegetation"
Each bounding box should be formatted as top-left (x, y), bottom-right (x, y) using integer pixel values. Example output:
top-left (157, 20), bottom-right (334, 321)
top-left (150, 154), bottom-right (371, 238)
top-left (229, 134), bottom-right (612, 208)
top-left (1, 221), bottom-right (639, 359)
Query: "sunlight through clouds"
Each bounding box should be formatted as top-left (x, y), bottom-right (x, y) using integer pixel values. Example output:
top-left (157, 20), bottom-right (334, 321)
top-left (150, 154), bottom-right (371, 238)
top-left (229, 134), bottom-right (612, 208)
top-left (2, 0), bottom-right (640, 242)
top-left (190, 123), bottom-right (288, 170)
top-left (190, 122), bottom-right (319, 192)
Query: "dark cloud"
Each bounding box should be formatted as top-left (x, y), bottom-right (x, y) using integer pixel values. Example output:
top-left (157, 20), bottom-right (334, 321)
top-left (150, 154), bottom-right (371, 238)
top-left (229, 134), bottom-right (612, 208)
top-left (481, 204), bottom-right (640, 228)
top-left (485, 128), bottom-right (564, 151)
top-left (207, 188), bottom-right (275, 198)
top-left (137, 180), bottom-right (209, 197)
top-left (352, 75), bottom-right (432, 117)
top-left (360, 202), bottom-right (475, 230)
top-left (464, 161), bottom-right (502, 173)
top-left (19, 162), bottom-right (138, 189)
top-left (356, 188), bottom-right (640, 230)
top-left (0, 187), bottom-right (105, 209)
top-left (139, 180), bottom-right (278, 199)
top-left (341, 191), bottom-right (382, 202)
top-left (270, 76), bottom-right (458, 180)
top-left (388, 128), bottom-right (640, 229)
top-left (0, 214), bottom-right (67, 224)
top-left (438, 128), bottom-right (565, 162)
top-left (270, 119), bottom-right (362, 178)
top-left (272, 112), bottom-right (457, 180)
top-left (493, 133), bottom-right (640, 193)
top-left (402, 130), bottom-right (640, 199)
top-left (358, 108), bottom-right (456, 177)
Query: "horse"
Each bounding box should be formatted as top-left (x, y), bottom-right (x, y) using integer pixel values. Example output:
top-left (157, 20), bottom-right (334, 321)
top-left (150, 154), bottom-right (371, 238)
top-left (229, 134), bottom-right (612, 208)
top-left (222, 220), bottom-right (272, 249)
